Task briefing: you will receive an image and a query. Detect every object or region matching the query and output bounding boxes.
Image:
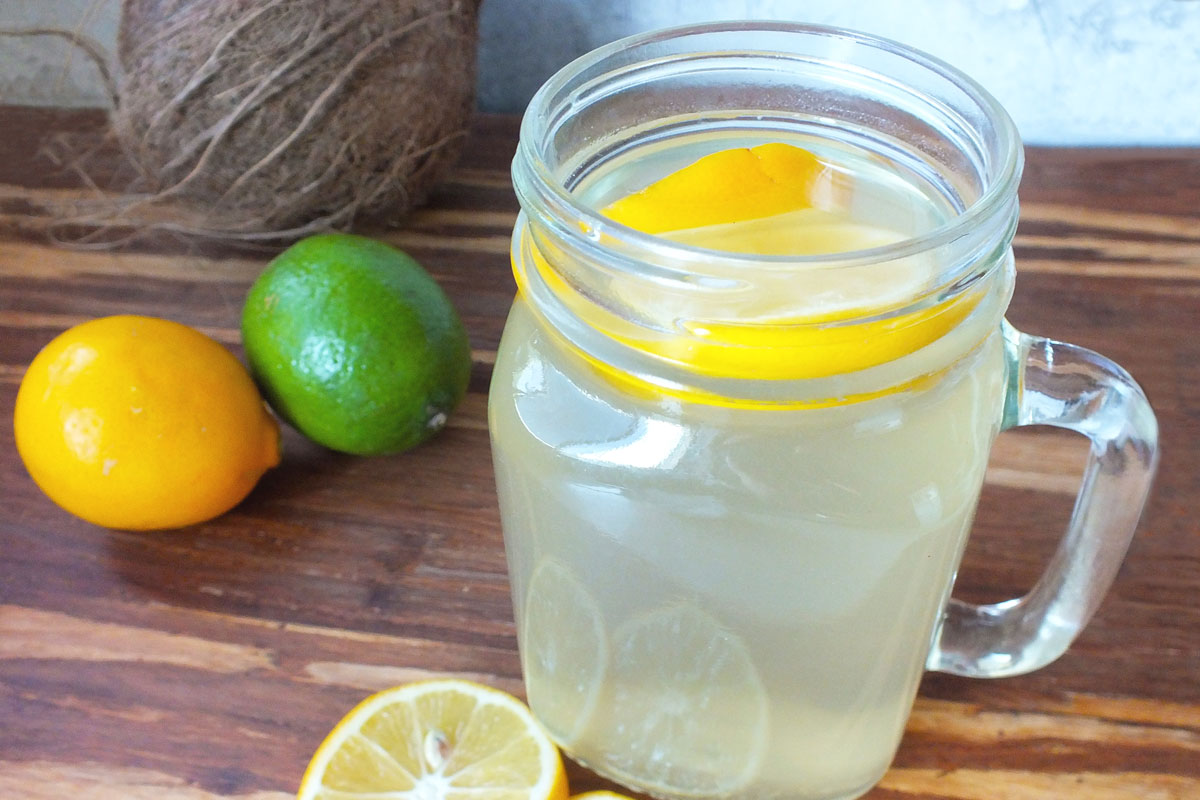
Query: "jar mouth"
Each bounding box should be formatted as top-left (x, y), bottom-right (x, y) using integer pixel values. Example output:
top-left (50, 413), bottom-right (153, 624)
top-left (515, 20), bottom-right (1023, 270)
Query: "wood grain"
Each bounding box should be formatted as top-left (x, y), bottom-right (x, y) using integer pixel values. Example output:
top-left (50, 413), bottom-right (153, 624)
top-left (1, 108), bottom-right (1198, 800)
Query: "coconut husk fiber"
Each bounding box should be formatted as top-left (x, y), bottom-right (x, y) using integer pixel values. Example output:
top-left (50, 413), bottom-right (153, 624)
top-left (89, 0), bottom-right (481, 241)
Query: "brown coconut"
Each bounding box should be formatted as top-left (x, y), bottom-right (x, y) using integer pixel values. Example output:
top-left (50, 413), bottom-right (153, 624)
top-left (112, 0), bottom-right (481, 239)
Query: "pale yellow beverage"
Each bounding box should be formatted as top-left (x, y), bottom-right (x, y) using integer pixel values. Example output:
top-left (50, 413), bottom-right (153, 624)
top-left (491, 130), bottom-right (1013, 800)
top-left (493, 22), bottom-right (1158, 800)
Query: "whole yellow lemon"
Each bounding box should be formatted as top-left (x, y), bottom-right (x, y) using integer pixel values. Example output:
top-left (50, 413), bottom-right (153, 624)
top-left (13, 315), bottom-right (280, 530)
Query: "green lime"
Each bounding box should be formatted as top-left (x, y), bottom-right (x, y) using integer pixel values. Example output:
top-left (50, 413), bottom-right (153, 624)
top-left (241, 233), bottom-right (471, 455)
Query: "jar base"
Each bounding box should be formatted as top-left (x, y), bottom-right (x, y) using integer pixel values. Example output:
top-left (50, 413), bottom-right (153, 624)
top-left (558, 746), bottom-right (889, 800)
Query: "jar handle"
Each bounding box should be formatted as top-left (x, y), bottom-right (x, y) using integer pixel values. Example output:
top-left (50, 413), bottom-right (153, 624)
top-left (926, 322), bottom-right (1159, 677)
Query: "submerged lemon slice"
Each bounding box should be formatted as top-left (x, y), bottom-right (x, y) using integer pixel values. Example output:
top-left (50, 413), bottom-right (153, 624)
top-left (590, 603), bottom-right (769, 797)
top-left (522, 559), bottom-right (608, 745)
top-left (297, 680), bottom-right (568, 800)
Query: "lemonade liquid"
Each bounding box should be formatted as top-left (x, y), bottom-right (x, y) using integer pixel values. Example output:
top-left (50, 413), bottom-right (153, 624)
top-left (491, 129), bottom-right (1012, 800)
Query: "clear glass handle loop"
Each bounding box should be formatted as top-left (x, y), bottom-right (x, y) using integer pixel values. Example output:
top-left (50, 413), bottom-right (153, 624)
top-left (927, 322), bottom-right (1159, 678)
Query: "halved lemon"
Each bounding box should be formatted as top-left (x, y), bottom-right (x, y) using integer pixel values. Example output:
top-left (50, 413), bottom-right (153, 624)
top-left (589, 604), bottom-right (769, 797)
top-left (297, 679), bottom-right (569, 800)
top-left (522, 559), bottom-right (608, 746)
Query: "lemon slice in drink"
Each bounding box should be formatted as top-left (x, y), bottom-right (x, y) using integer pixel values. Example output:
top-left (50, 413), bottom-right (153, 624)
top-left (591, 604), bottom-right (768, 797)
top-left (524, 142), bottom-right (981, 391)
top-left (602, 142), bottom-right (826, 234)
top-left (297, 679), bottom-right (568, 800)
top-left (522, 559), bottom-right (608, 745)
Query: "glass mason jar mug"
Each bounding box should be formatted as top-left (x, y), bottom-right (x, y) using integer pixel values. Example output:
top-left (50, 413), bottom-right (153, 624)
top-left (489, 22), bottom-right (1158, 800)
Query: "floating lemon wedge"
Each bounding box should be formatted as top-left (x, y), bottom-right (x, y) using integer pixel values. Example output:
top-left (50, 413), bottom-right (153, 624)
top-left (602, 142), bottom-right (825, 234)
top-left (516, 143), bottom-right (982, 400)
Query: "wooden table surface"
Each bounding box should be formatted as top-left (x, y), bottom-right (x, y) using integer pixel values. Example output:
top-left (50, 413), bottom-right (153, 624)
top-left (1, 109), bottom-right (1197, 800)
